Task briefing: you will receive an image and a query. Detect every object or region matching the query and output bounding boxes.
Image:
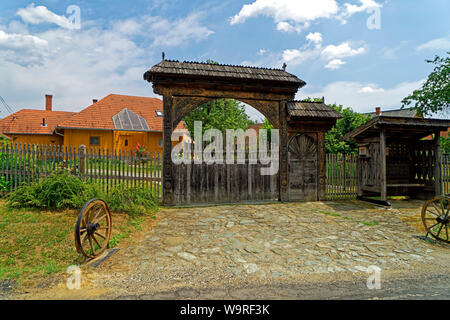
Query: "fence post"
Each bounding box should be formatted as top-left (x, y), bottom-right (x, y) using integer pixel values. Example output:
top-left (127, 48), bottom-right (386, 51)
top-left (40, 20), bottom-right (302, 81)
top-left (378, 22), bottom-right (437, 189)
top-left (79, 145), bottom-right (87, 180)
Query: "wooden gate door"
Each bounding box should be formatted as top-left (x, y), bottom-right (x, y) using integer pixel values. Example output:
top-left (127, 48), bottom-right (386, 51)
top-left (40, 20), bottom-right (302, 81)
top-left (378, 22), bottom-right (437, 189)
top-left (288, 134), bottom-right (318, 201)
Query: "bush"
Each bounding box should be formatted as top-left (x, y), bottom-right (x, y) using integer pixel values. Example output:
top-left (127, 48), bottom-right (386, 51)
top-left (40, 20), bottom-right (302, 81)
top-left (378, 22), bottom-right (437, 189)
top-left (7, 171), bottom-right (85, 209)
top-left (7, 172), bottom-right (158, 215)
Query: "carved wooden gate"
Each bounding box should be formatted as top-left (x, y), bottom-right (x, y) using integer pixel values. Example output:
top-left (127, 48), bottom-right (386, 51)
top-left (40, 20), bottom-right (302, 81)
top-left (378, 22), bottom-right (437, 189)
top-left (288, 134), bottom-right (318, 201)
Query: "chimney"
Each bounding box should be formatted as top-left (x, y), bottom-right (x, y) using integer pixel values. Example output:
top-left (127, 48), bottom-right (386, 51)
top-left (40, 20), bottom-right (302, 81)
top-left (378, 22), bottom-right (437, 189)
top-left (375, 107), bottom-right (381, 115)
top-left (93, 99), bottom-right (98, 104)
top-left (45, 94), bottom-right (52, 111)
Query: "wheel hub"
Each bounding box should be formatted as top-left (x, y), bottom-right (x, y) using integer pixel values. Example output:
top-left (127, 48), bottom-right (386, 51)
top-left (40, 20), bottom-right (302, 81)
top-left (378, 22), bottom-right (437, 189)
top-left (436, 216), bottom-right (449, 225)
top-left (87, 222), bottom-right (100, 235)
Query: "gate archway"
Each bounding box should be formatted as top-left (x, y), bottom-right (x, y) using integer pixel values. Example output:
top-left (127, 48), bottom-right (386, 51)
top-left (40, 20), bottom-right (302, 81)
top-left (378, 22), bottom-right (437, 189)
top-left (144, 59), bottom-right (341, 206)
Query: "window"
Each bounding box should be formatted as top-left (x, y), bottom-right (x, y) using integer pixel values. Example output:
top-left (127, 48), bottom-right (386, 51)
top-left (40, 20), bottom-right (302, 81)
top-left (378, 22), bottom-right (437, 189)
top-left (124, 139), bottom-right (128, 147)
top-left (155, 111), bottom-right (163, 117)
top-left (158, 138), bottom-right (163, 147)
top-left (90, 136), bottom-right (100, 146)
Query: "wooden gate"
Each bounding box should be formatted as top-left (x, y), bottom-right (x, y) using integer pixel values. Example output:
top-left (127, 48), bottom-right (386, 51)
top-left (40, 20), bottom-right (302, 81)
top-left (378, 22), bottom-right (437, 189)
top-left (288, 134), bottom-right (318, 201)
top-left (172, 161), bottom-right (279, 205)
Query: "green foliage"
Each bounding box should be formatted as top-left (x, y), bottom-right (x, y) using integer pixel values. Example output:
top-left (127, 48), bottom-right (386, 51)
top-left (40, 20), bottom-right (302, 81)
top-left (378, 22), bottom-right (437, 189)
top-left (441, 136), bottom-right (450, 154)
top-left (402, 53), bottom-right (450, 116)
top-left (0, 176), bottom-right (10, 192)
top-left (184, 98), bottom-right (254, 138)
top-left (325, 104), bottom-right (371, 154)
top-left (106, 185), bottom-right (159, 216)
top-left (7, 171), bottom-right (84, 209)
top-left (7, 172), bottom-right (159, 215)
top-left (260, 117), bottom-right (274, 144)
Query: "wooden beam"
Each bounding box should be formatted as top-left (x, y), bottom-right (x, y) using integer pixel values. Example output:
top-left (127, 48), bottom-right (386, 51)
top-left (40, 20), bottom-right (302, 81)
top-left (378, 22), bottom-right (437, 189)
top-left (380, 129), bottom-right (387, 201)
top-left (434, 131), bottom-right (442, 196)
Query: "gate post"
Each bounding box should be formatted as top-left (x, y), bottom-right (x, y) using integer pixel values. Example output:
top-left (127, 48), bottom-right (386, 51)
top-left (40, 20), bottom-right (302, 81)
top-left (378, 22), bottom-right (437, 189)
top-left (78, 145), bottom-right (86, 179)
top-left (279, 101), bottom-right (289, 202)
top-left (317, 131), bottom-right (326, 201)
top-left (162, 94), bottom-right (174, 206)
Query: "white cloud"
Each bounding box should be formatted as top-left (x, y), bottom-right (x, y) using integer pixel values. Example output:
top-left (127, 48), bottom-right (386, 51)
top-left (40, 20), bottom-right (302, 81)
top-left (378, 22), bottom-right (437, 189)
top-left (342, 0), bottom-right (382, 18)
top-left (230, 0), bottom-right (339, 28)
top-left (0, 30), bottom-right (49, 66)
top-left (358, 86), bottom-right (385, 93)
top-left (321, 42), bottom-right (366, 59)
top-left (325, 59), bottom-right (346, 70)
top-left (16, 3), bottom-right (76, 30)
top-left (0, 8), bottom-right (214, 113)
top-left (276, 21), bottom-right (302, 33)
top-left (144, 14), bottom-right (214, 47)
top-left (306, 32), bottom-right (323, 45)
top-left (417, 37), bottom-right (450, 51)
top-left (298, 80), bottom-right (424, 113)
top-left (282, 35), bottom-right (366, 69)
top-left (230, 0), bottom-right (382, 31)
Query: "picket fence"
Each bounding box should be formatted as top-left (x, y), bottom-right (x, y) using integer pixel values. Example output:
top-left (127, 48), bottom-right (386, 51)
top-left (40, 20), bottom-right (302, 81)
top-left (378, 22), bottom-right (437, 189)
top-left (1, 143), bottom-right (449, 202)
top-left (0, 143), bottom-right (162, 196)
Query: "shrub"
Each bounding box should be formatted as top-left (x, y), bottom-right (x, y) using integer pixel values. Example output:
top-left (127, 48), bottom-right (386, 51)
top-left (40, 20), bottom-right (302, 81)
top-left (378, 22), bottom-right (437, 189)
top-left (7, 171), bottom-right (85, 209)
top-left (7, 172), bottom-right (159, 215)
top-left (106, 184), bottom-right (158, 216)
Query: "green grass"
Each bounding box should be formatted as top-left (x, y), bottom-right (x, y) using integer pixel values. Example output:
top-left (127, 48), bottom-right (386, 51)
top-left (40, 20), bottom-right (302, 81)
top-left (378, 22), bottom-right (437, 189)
top-left (0, 201), bottom-right (155, 286)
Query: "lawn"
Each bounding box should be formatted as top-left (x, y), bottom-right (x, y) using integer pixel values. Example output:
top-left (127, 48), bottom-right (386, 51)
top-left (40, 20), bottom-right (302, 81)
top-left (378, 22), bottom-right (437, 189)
top-left (0, 200), bottom-right (153, 287)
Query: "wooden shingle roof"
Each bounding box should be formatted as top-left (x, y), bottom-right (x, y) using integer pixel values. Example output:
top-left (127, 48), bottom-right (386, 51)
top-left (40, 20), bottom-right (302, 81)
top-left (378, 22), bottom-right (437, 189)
top-left (144, 60), bottom-right (306, 85)
top-left (287, 101), bottom-right (343, 119)
top-left (343, 116), bottom-right (450, 141)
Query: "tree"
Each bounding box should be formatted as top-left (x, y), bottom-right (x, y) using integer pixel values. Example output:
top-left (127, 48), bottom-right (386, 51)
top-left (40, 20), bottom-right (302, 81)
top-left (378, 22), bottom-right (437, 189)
top-left (183, 59), bottom-right (254, 139)
top-left (183, 98), bottom-right (254, 138)
top-left (402, 53), bottom-right (450, 116)
top-left (326, 104), bottom-right (371, 154)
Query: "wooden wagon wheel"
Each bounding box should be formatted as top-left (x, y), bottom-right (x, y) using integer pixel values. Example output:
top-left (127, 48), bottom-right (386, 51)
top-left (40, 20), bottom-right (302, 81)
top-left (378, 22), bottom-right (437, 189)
top-left (75, 199), bottom-right (112, 259)
top-left (421, 196), bottom-right (450, 243)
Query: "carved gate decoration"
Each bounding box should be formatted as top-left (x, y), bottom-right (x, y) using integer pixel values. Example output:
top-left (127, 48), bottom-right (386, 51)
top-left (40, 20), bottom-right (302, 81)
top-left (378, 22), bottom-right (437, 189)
top-left (144, 59), bottom-right (342, 206)
top-left (288, 134), bottom-right (318, 201)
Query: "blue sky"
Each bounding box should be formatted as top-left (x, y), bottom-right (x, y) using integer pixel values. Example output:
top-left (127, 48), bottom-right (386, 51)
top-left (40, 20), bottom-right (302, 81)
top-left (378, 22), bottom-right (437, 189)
top-left (0, 0), bottom-right (449, 120)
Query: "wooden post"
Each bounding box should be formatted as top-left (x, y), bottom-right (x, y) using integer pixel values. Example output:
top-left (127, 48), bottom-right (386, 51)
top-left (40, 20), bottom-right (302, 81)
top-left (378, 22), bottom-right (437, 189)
top-left (162, 94), bottom-right (174, 206)
top-left (279, 101), bottom-right (289, 202)
top-left (380, 130), bottom-right (387, 201)
top-left (78, 145), bottom-right (86, 180)
top-left (434, 131), bottom-right (442, 196)
top-left (317, 131), bottom-right (326, 201)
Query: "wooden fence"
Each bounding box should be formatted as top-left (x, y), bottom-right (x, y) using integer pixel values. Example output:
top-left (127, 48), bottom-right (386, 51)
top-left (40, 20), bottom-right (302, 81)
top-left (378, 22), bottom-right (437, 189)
top-left (2, 142), bottom-right (450, 202)
top-left (172, 161), bottom-right (279, 205)
top-left (0, 143), bottom-right (162, 196)
top-left (442, 154), bottom-right (450, 195)
top-left (325, 153), bottom-right (358, 200)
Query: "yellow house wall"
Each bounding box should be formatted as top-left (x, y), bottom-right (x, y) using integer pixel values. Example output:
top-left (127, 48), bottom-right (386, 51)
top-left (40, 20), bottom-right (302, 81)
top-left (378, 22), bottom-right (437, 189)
top-left (7, 134), bottom-right (63, 146)
top-left (63, 129), bottom-right (114, 150)
top-left (63, 129), bottom-right (182, 154)
top-left (114, 131), bottom-right (164, 153)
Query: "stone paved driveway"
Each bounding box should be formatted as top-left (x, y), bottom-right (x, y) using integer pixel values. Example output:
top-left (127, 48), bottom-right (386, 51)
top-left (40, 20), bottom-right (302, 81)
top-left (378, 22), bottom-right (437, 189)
top-left (19, 199), bottom-right (450, 299)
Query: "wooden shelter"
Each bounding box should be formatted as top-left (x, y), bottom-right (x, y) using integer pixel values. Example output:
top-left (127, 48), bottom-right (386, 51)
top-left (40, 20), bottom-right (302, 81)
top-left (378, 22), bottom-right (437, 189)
top-left (343, 116), bottom-right (450, 203)
top-left (144, 59), bottom-right (342, 206)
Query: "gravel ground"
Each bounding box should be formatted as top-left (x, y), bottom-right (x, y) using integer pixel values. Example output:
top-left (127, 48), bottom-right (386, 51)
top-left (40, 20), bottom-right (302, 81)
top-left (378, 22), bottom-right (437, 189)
top-left (10, 199), bottom-right (450, 300)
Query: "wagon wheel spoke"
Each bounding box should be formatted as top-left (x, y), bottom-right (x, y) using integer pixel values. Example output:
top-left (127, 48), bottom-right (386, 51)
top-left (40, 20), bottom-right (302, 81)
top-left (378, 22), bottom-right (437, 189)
top-left (93, 213), bottom-right (107, 224)
top-left (94, 231), bottom-right (106, 240)
top-left (426, 209), bottom-right (439, 217)
top-left (430, 202), bottom-right (442, 216)
top-left (92, 234), bottom-right (102, 248)
top-left (436, 223), bottom-right (444, 237)
top-left (88, 235), bottom-right (95, 255)
top-left (91, 206), bottom-right (103, 221)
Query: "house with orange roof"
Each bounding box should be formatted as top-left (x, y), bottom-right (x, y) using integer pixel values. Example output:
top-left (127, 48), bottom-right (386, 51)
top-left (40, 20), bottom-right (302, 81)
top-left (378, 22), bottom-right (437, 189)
top-left (0, 95), bottom-right (75, 145)
top-left (56, 94), bottom-right (189, 152)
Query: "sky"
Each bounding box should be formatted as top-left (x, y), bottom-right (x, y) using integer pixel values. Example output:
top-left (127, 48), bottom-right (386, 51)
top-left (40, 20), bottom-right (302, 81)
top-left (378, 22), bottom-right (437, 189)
top-left (0, 0), bottom-right (449, 121)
